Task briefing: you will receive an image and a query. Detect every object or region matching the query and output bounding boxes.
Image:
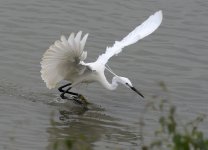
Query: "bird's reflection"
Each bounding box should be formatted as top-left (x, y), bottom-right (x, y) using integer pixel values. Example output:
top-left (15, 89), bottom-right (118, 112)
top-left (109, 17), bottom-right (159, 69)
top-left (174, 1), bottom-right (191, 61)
top-left (46, 102), bottom-right (140, 150)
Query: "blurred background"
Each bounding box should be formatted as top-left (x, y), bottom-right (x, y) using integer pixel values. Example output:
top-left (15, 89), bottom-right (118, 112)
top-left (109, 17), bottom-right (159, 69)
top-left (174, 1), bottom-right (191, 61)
top-left (0, 0), bottom-right (208, 149)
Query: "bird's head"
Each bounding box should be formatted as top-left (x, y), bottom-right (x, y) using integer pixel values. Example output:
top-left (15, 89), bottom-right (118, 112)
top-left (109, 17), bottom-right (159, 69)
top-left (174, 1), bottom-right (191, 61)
top-left (114, 76), bottom-right (144, 98)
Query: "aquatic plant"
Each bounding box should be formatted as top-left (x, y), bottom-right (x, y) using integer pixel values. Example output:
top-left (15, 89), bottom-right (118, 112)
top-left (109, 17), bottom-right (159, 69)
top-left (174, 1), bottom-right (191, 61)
top-left (140, 82), bottom-right (208, 150)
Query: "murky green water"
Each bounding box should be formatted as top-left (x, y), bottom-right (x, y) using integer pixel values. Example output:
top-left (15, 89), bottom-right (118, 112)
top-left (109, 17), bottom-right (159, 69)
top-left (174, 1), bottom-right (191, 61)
top-left (0, 0), bottom-right (208, 149)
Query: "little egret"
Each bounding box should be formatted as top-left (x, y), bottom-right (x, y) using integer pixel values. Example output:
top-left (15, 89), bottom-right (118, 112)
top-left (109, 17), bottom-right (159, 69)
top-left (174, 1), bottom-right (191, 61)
top-left (41, 10), bottom-right (163, 103)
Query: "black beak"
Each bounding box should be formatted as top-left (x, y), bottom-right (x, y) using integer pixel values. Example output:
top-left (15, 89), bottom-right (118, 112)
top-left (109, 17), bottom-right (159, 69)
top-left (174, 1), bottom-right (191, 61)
top-left (130, 86), bottom-right (144, 98)
top-left (126, 83), bottom-right (144, 98)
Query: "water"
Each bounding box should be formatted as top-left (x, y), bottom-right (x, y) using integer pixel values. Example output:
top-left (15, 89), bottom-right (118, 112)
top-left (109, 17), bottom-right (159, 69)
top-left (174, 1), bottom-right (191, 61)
top-left (0, 0), bottom-right (208, 149)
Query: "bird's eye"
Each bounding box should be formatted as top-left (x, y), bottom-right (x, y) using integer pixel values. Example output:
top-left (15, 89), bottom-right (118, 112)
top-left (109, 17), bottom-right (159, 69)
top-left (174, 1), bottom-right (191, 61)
top-left (126, 83), bottom-right (129, 85)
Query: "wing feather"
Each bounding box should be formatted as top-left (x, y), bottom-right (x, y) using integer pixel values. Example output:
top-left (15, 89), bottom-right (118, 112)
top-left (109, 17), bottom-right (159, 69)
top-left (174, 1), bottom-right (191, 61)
top-left (80, 33), bottom-right (89, 51)
top-left (96, 10), bottom-right (163, 65)
top-left (41, 31), bottom-right (89, 89)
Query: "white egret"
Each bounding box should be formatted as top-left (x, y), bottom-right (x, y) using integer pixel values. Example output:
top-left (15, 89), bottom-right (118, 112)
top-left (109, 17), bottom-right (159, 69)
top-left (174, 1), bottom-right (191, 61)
top-left (41, 10), bottom-right (163, 104)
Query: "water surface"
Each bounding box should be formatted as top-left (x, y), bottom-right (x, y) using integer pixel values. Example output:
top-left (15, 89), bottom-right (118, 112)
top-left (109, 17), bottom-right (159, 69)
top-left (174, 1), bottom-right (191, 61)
top-left (0, 0), bottom-right (208, 149)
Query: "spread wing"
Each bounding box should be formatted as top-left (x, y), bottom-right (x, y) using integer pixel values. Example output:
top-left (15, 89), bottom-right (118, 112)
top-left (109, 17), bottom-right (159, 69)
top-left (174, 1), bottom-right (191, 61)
top-left (41, 31), bottom-right (89, 89)
top-left (96, 10), bottom-right (163, 65)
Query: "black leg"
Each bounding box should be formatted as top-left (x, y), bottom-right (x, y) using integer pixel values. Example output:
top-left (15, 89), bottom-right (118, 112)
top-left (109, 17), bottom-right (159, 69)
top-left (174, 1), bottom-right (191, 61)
top-left (58, 83), bottom-right (87, 105)
top-left (60, 86), bottom-right (72, 99)
top-left (58, 83), bottom-right (71, 93)
top-left (59, 83), bottom-right (79, 99)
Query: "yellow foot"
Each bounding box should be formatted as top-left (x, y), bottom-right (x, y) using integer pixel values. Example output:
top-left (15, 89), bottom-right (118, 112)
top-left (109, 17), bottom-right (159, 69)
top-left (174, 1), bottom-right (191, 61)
top-left (77, 95), bottom-right (89, 105)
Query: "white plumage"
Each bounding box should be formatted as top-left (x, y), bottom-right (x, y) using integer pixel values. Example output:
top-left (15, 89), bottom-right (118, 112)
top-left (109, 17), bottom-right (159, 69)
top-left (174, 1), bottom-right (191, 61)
top-left (41, 10), bottom-right (163, 98)
top-left (96, 10), bottom-right (162, 65)
top-left (41, 31), bottom-right (88, 89)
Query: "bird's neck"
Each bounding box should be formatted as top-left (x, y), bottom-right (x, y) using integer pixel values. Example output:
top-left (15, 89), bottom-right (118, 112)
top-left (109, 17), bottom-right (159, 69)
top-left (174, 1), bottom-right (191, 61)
top-left (89, 62), bottom-right (120, 90)
top-left (100, 75), bottom-right (119, 91)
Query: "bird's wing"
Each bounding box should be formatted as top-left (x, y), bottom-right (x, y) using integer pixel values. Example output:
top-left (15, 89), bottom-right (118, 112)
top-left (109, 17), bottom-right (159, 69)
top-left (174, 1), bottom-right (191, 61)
top-left (96, 10), bottom-right (163, 65)
top-left (41, 31), bottom-right (89, 89)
